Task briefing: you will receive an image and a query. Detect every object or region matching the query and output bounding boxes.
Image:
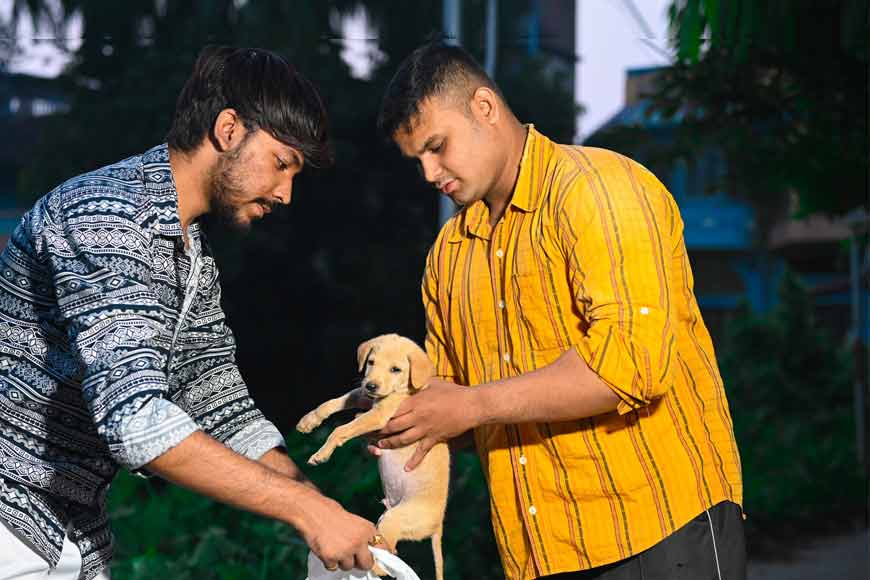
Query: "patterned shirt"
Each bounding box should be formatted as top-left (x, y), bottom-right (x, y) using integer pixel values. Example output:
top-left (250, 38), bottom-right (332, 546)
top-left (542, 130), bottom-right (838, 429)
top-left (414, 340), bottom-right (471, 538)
top-left (423, 127), bottom-right (742, 579)
top-left (0, 144), bottom-right (285, 579)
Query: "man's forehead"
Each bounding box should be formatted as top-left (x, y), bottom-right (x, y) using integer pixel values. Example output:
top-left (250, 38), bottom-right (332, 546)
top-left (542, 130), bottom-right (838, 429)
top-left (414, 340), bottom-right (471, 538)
top-left (394, 98), bottom-right (454, 153)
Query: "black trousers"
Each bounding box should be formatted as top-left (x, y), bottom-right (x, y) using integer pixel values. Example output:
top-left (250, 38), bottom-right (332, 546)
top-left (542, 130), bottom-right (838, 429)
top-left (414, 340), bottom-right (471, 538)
top-left (539, 501), bottom-right (746, 580)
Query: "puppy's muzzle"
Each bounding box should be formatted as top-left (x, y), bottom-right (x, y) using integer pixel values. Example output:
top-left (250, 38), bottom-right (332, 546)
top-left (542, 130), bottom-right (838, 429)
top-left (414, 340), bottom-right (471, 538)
top-left (365, 381), bottom-right (381, 398)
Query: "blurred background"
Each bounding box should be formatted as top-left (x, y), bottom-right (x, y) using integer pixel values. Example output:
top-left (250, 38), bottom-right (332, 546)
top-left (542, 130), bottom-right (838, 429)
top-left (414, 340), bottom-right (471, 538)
top-left (0, 0), bottom-right (867, 578)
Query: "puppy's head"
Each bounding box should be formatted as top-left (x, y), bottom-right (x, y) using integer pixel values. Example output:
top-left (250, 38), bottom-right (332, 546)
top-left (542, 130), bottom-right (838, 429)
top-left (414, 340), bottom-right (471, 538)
top-left (356, 334), bottom-right (434, 400)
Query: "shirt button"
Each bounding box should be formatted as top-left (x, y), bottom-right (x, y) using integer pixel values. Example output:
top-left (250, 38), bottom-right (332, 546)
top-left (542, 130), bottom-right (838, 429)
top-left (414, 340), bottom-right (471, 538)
top-left (498, 299), bottom-right (505, 309)
top-left (640, 306), bottom-right (650, 315)
top-left (495, 248), bottom-right (504, 258)
top-left (518, 455), bottom-right (527, 465)
top-left (503, 353), bottom-right (510, 362)
top-left (529, 505), bottom-right (537, 516)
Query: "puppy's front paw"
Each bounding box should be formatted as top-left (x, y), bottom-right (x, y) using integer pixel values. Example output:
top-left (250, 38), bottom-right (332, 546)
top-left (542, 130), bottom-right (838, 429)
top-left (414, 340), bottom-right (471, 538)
top-left (296, 412), bottom-right (322, 434)
top-left (307, 447), bottom-right (333, 465)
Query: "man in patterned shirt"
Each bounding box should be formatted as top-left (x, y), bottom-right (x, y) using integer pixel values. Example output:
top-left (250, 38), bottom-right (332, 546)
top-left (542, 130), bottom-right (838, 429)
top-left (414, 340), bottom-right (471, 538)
top-left (0, 46), bottom-right (379, 579)
top-left (373, 43), bottom-right (746, 579)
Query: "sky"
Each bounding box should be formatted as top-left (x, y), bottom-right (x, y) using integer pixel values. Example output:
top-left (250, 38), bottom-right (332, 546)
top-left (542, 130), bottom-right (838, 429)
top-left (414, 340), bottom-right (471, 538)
top-left (576, 0), bottom-right (672, 140)
top-left (2, 0), bottom-right (674, 142)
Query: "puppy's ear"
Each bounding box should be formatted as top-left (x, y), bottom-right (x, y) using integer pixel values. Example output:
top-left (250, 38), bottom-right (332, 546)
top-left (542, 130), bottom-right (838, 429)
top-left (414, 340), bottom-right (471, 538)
top-left (357, 338), bottom-right (377, 373)
top-left (408, 347), bottom-right (434, 391)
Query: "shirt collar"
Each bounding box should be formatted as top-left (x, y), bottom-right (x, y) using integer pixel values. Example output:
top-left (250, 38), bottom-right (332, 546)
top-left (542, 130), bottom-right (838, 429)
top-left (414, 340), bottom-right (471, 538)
top-left (448, 124), bottom-right (548, 243)
top-left (142, 143), bottom-right (199, 239)
top-left (509, 124), bottom-right (547, 213)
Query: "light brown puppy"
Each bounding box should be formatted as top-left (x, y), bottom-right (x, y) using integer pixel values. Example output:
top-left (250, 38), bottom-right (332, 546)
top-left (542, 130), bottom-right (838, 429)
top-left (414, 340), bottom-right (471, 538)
top-left (296, 334), bottom-right (449, 580)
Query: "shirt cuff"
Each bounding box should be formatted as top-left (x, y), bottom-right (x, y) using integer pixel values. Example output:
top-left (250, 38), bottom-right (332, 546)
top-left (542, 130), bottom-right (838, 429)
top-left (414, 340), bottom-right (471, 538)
top-left (118, 398), bottom-right (201, 470)
top-left (224, 418), bottom-right (287, 461)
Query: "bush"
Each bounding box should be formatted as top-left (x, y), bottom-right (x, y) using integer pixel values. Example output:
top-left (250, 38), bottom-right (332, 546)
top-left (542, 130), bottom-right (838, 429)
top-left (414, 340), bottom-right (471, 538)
top-left (718, 271), bottom-right (862, 550)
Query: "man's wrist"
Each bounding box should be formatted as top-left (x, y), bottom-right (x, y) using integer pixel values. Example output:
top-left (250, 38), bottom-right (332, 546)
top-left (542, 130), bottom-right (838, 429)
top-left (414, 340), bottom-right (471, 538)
top-left (282, 481), bottom-right (330, 532)
top-left (467, 386), bottom-right (493, 428)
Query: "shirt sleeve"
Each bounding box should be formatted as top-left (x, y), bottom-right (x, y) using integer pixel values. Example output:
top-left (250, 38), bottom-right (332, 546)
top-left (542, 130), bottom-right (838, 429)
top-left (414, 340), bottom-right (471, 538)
top-left (557, 156), bottom-right (679, 414)
top-left (183, 324), bottom-right (286, 461)
top-left (421, 243), bottom-right (461, 384)
top-left (173, 250), bottom-right (284, 461)
top-left (46, 213), bottom-right (200, 470)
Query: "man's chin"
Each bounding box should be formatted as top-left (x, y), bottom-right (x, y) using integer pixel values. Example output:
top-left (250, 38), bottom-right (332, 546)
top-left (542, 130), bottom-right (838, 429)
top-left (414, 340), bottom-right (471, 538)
top-left (213, 207), bottom-right (254, 233)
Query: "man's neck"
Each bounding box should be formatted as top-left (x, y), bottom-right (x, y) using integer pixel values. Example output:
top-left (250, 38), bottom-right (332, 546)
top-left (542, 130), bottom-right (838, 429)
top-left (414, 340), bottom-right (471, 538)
top-left (169, 146), bottom-right (212, 235)
top-left (485, 122), bottom-right (529, 227)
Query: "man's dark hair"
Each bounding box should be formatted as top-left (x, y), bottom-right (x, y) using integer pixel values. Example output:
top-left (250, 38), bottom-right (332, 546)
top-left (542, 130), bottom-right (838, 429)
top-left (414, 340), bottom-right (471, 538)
top-left (167, 46), bottom-right (332, 167)
top-left (377, 42), bottom-right (505, 139)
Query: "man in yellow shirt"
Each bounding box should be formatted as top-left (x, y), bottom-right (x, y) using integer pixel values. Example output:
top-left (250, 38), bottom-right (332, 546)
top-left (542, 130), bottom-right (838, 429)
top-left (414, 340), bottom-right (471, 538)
top-left (374, 42), bottom-right (746, 579)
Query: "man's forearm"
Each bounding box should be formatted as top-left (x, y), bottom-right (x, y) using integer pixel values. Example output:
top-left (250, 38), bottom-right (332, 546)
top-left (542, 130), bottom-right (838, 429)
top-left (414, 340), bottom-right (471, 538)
top-left (473, 348), bottom-right (620, 426)
top-left (258, 447), bottom-right (319, 491)
top-left (146, 431), bottom-right (326, 532)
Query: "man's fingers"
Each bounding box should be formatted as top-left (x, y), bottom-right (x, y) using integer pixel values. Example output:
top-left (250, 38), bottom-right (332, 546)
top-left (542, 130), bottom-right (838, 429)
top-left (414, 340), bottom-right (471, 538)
top-left (404, 439), bottom-right (433, 471)
top-left (379, 411), bottom-right (415, 435)
top-left (355, 548), bottom-right (374, 571)
top-left (378, 426), bottom-right (423, 449)
top-left (338, 555), bottom-right (355, 571)
top-left (366, 444), bottom-right (382, 457)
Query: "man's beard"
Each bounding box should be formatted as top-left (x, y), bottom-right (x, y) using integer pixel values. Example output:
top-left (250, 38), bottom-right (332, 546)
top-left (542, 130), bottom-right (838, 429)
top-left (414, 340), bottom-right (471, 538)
top-left (208, 145), bottom-right (253, 233)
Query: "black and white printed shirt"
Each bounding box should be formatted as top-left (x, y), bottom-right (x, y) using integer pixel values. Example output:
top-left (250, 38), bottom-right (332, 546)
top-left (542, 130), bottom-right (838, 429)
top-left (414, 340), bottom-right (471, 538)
top-left (0, 144), bottom-right (285, 579)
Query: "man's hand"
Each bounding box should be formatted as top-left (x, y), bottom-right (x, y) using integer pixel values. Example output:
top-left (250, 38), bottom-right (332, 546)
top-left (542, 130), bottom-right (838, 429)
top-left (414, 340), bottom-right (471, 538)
top-left (375, 378), bottom-right (481, 471)
top-left (296, 493), bottom-right (381, 571)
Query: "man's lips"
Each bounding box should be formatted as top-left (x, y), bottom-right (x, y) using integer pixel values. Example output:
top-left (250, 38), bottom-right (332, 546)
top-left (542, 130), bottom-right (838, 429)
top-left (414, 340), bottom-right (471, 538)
top-left (439, 179), bottom-right (458, 194)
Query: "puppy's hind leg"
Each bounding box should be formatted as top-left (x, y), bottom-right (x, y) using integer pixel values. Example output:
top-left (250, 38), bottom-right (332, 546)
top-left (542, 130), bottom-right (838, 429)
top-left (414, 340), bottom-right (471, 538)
top-left (374, 502), bottom-right (441, 578)
top-left (431, 525), bottom-right (444, 580)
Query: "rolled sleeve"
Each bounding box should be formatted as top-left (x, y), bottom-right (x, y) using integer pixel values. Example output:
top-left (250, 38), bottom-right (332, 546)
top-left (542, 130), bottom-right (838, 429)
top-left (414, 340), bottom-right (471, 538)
top-left (118, 398), bottom-right (200, 469)
top-left (224, 417), bottom-right (286, 460)
top-left (559, 159), bottom-right (678, 414)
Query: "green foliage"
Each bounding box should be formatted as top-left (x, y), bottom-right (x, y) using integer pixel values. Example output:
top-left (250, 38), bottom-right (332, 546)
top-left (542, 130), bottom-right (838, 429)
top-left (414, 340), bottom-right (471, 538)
top-left (649, 0), bottom-right (869, 217)
top-left (719, 271), bottom-right (862, 537)
top-left (108, 428), bottom-right (501, 579)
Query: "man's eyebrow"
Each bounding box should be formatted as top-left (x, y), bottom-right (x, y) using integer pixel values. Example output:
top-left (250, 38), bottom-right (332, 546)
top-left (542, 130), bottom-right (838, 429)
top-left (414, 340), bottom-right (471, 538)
top-left (416, 134), bottom-right (443, 156)
top-left (281, 146), bottom-right (304, 167)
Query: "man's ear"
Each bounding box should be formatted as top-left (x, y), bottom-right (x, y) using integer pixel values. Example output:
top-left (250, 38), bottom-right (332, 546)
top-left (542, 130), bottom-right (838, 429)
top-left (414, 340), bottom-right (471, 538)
top-left (212, 108), bottom-right (243, 152)
top-left (471, 87), bottom-right (500, 126)
top-left (357, 338), bottom-right (378, 373)
top-left (407, 348), bottom-right (434, 391)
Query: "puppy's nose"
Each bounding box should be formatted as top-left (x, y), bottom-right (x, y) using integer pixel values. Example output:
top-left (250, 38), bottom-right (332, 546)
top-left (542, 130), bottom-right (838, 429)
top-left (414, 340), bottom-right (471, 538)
top-left (365, 382), bottom-right (379, 393)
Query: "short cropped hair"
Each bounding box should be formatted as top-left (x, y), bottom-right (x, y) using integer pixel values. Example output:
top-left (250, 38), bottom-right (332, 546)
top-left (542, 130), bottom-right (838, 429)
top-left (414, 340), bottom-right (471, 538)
top-left (377, 42), bottom-right (505, 139)
top-left (167, 46), bottom-right (332, 167)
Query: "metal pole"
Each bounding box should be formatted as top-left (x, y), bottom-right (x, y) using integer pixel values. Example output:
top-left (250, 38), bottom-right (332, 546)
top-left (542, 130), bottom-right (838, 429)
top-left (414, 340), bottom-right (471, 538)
top-left (574, 0), bottom-right (582, 142)
top-left (484, 0), bottom-right (497, 77)
top-left (439, 0), bottom-right (462, 225)
top-left (851, 233), bottom-right (865, 466)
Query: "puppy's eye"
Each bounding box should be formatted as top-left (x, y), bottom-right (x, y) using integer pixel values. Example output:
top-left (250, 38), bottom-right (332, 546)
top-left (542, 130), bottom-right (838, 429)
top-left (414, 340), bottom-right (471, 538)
top-left (390, 366), bottom-right (402, 373)
top-left (366, 360), bottom-right (374, 366)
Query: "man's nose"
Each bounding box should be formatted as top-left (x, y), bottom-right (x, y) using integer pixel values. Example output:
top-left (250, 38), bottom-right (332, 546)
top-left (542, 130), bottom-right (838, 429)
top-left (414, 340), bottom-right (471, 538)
top-left (420, 156), bottom-right (441, 184)
top-left (276, 178), bottom-right (294, 205)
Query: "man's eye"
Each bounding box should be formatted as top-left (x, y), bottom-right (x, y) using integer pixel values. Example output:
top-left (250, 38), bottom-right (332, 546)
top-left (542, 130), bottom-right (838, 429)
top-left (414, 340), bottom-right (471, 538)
top-left (276, 157), bottom-right (289, 170)
top-left (390, 366), bottom-right (402, 373)
top-left (430, 142), bottom-right (444, 153)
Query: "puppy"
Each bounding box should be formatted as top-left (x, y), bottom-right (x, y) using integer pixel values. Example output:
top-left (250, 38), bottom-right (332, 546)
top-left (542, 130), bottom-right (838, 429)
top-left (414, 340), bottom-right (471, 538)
top-left (296, 334), bottom-right (449, 580)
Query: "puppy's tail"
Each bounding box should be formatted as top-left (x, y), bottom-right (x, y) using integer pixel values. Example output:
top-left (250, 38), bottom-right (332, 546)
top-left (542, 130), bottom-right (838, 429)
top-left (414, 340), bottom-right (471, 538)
top-left (431, 526), bottom-right (444, 580)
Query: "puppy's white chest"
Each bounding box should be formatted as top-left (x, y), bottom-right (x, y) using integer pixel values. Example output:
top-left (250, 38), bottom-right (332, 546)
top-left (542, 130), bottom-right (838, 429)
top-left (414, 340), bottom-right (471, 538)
top-left (377, 446), bottom-right (415, 507)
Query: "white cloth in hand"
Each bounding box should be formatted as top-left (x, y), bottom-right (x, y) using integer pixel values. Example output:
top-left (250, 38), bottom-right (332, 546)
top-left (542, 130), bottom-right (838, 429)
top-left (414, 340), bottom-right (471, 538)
top-left (304, 546), bottom-right (421, 580)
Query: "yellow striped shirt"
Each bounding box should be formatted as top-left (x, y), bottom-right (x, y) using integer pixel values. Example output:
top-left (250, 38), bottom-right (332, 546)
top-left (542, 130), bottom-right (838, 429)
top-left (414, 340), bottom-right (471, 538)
top-left (422, 126), bottom-right (742, 579)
